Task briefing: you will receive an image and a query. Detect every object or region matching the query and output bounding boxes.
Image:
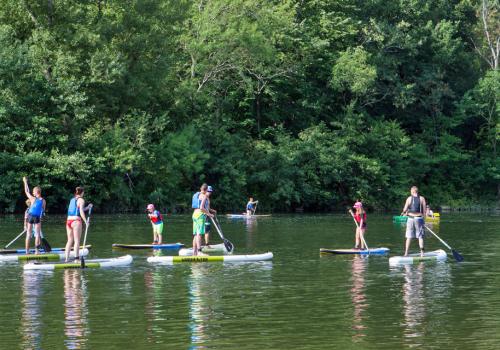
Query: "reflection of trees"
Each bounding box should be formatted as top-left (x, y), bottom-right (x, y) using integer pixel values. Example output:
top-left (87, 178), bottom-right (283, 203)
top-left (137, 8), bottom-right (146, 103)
top-left (21, 271), bottom-right (44, 350)
top-left (63, 270), bottom-right (88, 350)
top-left (350, 255), bottom-right (367, 342)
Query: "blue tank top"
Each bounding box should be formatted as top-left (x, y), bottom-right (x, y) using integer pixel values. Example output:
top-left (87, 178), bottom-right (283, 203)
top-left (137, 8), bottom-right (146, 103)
top-left (67, 197), bottom-right (80, 216)
top-left (28, 198), bottom-right (43, 217)
top-left (246, 202), bottom-right (254, 210)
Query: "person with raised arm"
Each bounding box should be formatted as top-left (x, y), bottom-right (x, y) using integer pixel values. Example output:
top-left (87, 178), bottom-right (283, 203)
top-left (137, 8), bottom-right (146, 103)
top-left (22, 177), bottom-right (46, 255)
top-left (191, 184), bottom-right (213, 256)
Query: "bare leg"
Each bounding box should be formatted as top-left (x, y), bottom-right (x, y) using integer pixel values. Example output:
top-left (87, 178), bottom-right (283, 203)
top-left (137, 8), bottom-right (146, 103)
top-left (404, 238), bottom-right (412, 256)
top-left (25, 223), bottom-right (33, 254)
top-left (73, 222), bottom-right (82, 260)
top-left (360, 228), bottom-right (366, 249)
top-left (65, 225), bottom-right (74, 262)
top-left (204, 233), bottom-right (210, 246)
top-left (418, 238), bottom-right (424, 257)
top-left (157, 234), bottom-right (162, 245)
top-left (34, 223), bottom-right (41, 254)
top-left (192, 235), bottom-right (198, 256)
top-left (355, 228), bottom-right (360, 248)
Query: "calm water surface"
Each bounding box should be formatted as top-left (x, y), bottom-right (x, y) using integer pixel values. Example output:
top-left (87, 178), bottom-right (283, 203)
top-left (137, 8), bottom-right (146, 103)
top-left (0, 213), bottom-right (499, 349)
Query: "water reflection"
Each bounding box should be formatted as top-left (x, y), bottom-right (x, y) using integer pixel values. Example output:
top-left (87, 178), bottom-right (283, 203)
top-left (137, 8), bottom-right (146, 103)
top-left (144, 268), bottom-right (168, 342)
top-left (21, 271), bottom-right (47, 350)
top-left (350, 255), bottom-right (368, 342)
top-left (395, 262), bottom-right (451, 346)
top-left (188, 264), bottom-right (213, 349)
top-left (63, 270), bottom-right (88, 350)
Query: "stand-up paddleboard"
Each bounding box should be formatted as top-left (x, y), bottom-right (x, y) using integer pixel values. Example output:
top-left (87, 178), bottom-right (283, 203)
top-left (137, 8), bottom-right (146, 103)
top-left (179, 243), bottom-right (231, 256)
top-left (0, 245), bottom-right (92, 255)
top-left (112, 243), bottom-right (185, 250)
top-left (148, 252), bottom-right (273, 264)
top-left (23, 255), bottom-right (133, 270)
top-left (320, 247), bottom-right (390, 255)
top-left (389, 249), bottom-right (447, 265)
top-left (0, 249), bottom-right (89, 262)
top-left (226, 214), bottom-right (271, 219)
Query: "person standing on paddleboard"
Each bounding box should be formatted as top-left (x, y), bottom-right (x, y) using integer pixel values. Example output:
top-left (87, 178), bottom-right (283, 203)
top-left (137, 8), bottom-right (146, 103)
top-left (401, 186), bottom-right (427, 257)
top-left (23, 177), bottom-right (46, 255)
top-left (65, 187), bottom-right (92, 262)
top-left (349, 201), bottom-right (367, 250)
top-left (203, 186), bottom-right (217, 247)
top-left (146, 204), bottom-right (164, 245)
top-left (192, 184), bottom-right (213, 256)
top-left (246, 197), bottom-right (258, 216)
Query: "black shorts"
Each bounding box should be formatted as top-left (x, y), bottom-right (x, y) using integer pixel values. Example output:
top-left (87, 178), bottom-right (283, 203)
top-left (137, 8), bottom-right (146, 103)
top-left (205, 221), bottom-right (211, 233)
top-left (28, 215), bottom-right (41, 224)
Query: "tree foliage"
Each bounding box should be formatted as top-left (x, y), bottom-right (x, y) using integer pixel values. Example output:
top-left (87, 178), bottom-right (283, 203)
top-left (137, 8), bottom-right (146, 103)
top-left (0, 0), bottom-right (497, 213)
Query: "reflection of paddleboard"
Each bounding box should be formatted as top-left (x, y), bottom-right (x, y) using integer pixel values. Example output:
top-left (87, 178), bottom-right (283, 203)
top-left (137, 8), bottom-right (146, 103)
top-left (389, 249), bottom-right (447, 265)
top-left (0, 245), bottom-right (92, 255)
top-left (0, 249), bottom-right (89, 262)
top-left (148, 252), bottom-right (273, 264)
top-left (226, 214), bottom-right (271, 218)
top-left (320, 247), bottom-right (390, 255)
top-left (112, 243), bottom-right (184, 250)
top-left (24, 255), bottom-right (133, 270)
top-left (179, 243), bottom-right (230, 256)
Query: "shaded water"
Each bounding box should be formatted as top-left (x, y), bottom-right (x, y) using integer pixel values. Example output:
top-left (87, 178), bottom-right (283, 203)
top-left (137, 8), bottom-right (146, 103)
top-left (0, 213), bottom-right (499, 349)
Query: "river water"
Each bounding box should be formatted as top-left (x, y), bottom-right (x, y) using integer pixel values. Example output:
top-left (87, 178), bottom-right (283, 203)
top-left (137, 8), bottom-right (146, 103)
top-left (0, 213), bottom-right (499, 349)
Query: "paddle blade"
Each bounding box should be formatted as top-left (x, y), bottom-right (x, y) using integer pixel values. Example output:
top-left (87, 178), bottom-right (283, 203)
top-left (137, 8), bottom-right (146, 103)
top-left (224, 239), bottom-right (234, 253)
top-left (452, 249), bottom-right (464, 262)
top-left (41, 238), bottom-right (52, 252)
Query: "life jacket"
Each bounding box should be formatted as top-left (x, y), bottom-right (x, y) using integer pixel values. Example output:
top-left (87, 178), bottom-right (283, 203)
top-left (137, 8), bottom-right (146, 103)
top-left (246, 202), bottom-right (255, 211)
top-left (28, 198), bottom-right (44, 217)
top-left (150, 210), bottom-right (163, 224)
top-left (354, 212), bottom-right (367, 224)
top-left (67, 197), bottom-right (80, 217)
top-left (192, 192), bottom-right (201, 209)
top-left (408, 196), bottom-right (423, 214)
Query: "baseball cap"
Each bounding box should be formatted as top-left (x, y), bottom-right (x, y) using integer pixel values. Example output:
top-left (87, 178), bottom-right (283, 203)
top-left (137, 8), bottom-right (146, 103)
top-left (353, 202), bottom-right (362, 208)
top-left (147, 204), bottom-right (154, 210)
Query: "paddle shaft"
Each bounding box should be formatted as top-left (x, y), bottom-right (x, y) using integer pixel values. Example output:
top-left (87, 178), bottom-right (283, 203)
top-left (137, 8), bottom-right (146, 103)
top-left (211, 216), bottom-right (225, 240)
top-left (211, 215), bottom-right (234, 252)
top-left (253, 201), bottom-right (258, 215)
top-left (349, 211), bottom-right (369, 251)
top-left (81, 207), bottom-right (93, 267)
top-left (424, 225), bottom-right (452, 250)
top-left (5, 229), bottom-right (27, 248)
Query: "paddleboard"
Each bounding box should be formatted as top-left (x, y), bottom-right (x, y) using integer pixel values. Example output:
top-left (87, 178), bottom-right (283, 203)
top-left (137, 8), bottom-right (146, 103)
top-left (389, 249), bottom-right (447, 265)
top-left (112, 243), bottom-right (185, 250)
top-left (0, 249), bottom-right (89, 262)
top-left (179, 243), bottom-right (231, 256)
top-left (0, 245), bottom-right (92, 255)
top-left (226, 214), bottom-right (272, 218)
top-left (23, 255), bottom-right (133, 270)
top-left (148, 252), bottom-right (273, 264)
top-left (320, 247), bottom-right (390, 255)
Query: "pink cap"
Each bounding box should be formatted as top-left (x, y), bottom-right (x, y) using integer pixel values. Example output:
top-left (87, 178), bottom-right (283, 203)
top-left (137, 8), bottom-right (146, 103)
top-left (353, 202), bottom-right (362, 208)
top-left (147, 204), bottom-right (154, 210)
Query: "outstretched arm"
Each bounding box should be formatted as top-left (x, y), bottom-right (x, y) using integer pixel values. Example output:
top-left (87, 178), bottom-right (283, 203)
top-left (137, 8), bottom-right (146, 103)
top-left (23, 177), bottom-right (34, 201)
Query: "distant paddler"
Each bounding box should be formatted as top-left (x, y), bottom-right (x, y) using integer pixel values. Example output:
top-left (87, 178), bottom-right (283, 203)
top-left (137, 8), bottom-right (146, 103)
top-left (246, 197), bottom-right (259, 216)
top-left (349, 201), bottom-right (367, 250)
top-left (65, 187), bottom-right (92, 262)
top-left (22, 177), bottom-right (46, 255)
top-left (191, 184), bottom-right (214, 256)
top-left (425, 205), bottom-right (435, 218)
top-left (401, 186), bottom-right (427, 257)
top-left (146, 204), bottom-right (164, 245)
top-left (203, 186), bottom-right (217, 247)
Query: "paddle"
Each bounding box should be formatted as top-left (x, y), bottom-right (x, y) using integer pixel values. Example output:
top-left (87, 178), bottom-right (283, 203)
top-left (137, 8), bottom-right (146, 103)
top-left (252, 201), bottom-right (259, 216)
top-left (349, 209), bottom-right (369, 254)
top-left (81, 206), bottom-right (93, 268)
top-left (424, 225), bottom-right (464, 262)
top-left (211, 215), bottom-right (234, 253)
top-left (4, 229), bottom-right (27, 248)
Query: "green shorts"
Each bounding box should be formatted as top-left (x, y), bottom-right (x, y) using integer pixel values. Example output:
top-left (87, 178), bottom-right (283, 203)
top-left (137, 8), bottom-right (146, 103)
top-left (192, 212), bottom-right (206, 235)
top-left (153, 222), bottom-right (163, 235)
